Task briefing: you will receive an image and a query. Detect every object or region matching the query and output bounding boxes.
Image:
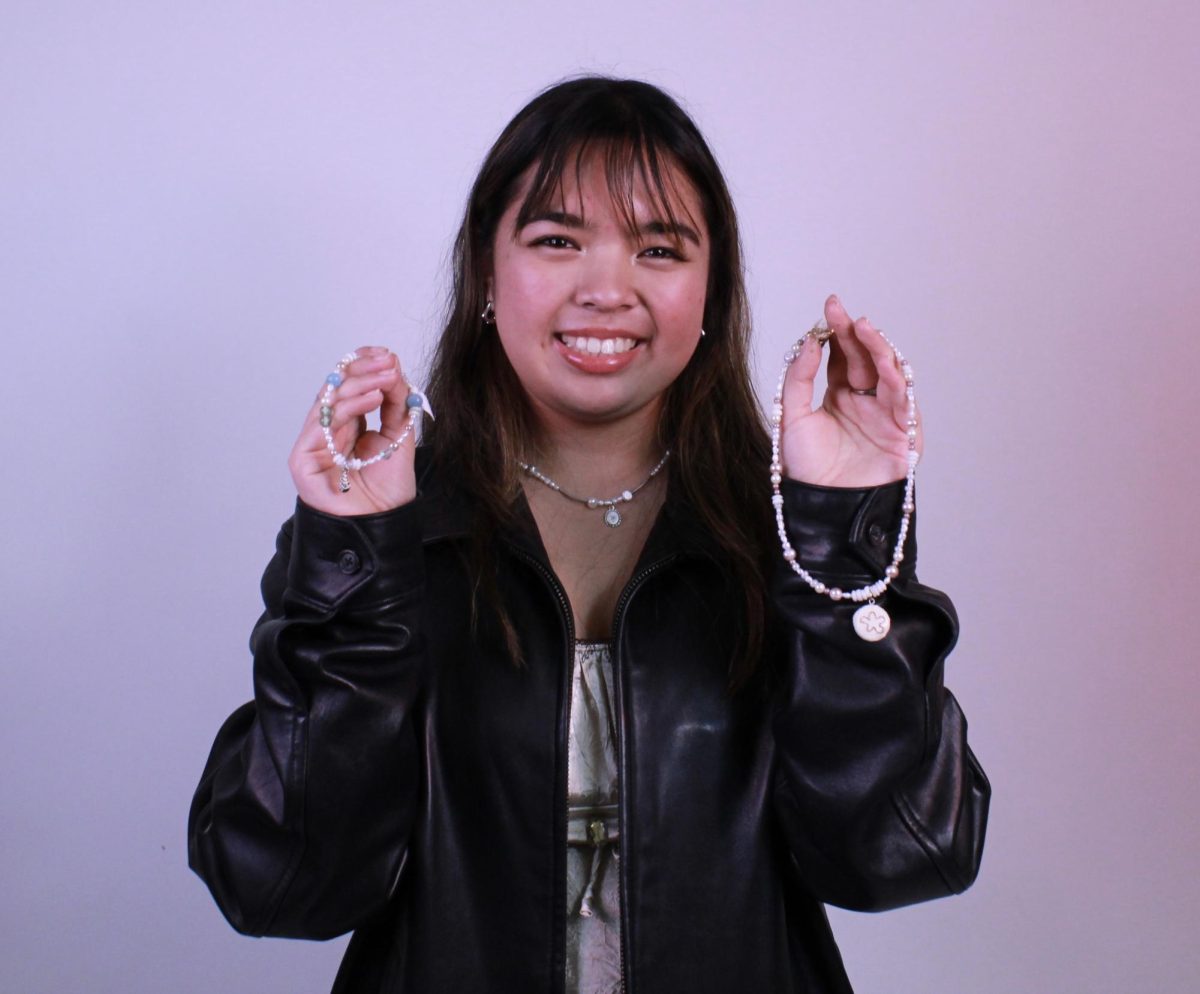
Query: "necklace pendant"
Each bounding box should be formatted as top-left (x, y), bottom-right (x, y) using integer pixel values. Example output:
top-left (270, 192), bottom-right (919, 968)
top-left (852, 602), bottom-right (890, 641)
top-left (339, 468), bottom-right (351, 493)
top-left (603, 507), bottom-right (622, 528)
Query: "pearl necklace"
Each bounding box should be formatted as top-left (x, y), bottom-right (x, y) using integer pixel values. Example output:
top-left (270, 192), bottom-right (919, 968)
top-left (320, 351), bottom-right (433, 493)
top-left (518, 451), bottom-right (671, 528)
top-left (770, 324), bottom-right (918, 642)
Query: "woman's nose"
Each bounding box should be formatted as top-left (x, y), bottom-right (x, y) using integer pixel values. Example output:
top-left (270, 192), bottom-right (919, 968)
top-left (573, 245), bottom-right (636, 311)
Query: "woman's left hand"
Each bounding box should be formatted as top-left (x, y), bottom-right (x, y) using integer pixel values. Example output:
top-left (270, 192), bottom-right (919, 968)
top-left (779, 294), bottom-right (922, 488)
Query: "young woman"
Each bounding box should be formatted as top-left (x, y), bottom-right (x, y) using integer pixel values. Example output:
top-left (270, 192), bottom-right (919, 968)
top-left (189, 77), bottom-right (989, 994)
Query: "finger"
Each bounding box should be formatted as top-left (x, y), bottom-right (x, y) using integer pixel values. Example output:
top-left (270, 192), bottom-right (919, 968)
top-left (823, 293), bottom-right (853, 334)
top-left (334, 363), bottom-right (401, 404)
top-left (297, 370), bottom-right (394, 453)
top-left (303, 348), bottom-right (396, 419)
top-left (781, 329), bottom-right (823, 417)
top-left (329, 387), bottom-right (388, 428)
top-left (822, 294), bottom-right (858, 389)
top-left (345, 347), bottom-right (397, 377)
top-left (851, 317), bottom-right (908, 420)
top-left (290, 348), bottom-right (403, 492)
top-left (378, 359), bottom-right (421, 437)
top-left (824, 297), bottom-right (876, 392)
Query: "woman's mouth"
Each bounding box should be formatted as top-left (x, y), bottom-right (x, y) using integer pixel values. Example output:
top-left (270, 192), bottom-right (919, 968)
top-left (553, 333), bottom-right (643, 372)
top-left (557, 333), bottom-right (639, 356)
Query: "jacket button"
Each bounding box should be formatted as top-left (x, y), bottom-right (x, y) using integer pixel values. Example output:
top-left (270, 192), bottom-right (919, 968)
top-left (337, 549), bottom-right (361, 574)
top-left (868, 523), bottom-right (888, 546)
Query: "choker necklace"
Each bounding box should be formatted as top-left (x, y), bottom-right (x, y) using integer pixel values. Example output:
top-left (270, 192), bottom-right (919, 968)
top-left (770, 322), bottom-right (918, 642)
top-left (518, 451), bottom-right (671, 528)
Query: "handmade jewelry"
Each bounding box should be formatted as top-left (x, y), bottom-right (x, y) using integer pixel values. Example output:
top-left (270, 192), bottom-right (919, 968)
top-left (770, 322), bottom-right (918, 642)
top-left (518, 451), bottom-right (671, 528)
top-left (320, 351), bottom-right (433, 494)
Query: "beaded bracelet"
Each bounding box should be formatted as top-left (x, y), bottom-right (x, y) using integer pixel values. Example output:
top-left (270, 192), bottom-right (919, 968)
top-left (770, 323), bottom-right (918, 642)
top-left (320, 351), bottom-right (433, 493)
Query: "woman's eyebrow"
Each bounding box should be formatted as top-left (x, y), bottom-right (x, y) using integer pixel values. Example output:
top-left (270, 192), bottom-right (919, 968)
top-left (641, 219), bottom-right (701, 246)
top-left (523, 210), bottom-right (586, 228)
top-left (521, 211), bottom-right (701, 246)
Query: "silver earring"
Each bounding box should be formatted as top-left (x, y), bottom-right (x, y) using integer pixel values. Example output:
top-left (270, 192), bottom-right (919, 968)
top-left (700, 328), bottom-right (707, 338)
top-left (481, 300), bottom-right (496, 325)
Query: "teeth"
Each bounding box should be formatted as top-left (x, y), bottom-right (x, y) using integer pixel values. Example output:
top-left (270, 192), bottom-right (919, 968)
top-left (561, 335), bottom-right (637, 355)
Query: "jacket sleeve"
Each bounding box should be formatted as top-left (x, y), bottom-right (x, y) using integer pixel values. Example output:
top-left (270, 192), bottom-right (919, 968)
top-left (188, 498), bottom-right (426, 939)
top-left (770, 478), bottom-right (990, 912)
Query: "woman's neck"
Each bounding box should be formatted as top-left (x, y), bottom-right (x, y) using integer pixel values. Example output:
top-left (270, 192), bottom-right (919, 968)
top-left (526, 414), bottom-right (667, 498)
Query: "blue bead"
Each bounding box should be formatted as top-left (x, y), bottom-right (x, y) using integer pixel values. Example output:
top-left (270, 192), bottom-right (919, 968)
top-left (326, 372), bottom-right (343, 387)
top-left (405, 392), bottom-right (423, 408)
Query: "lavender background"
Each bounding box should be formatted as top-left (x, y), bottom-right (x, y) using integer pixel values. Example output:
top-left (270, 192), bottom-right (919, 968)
top-left (3, 2), bottom-right (1198, 991)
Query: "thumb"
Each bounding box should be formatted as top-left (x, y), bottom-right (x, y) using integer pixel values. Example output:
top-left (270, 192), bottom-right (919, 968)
top-left (780, 328), bottom-right (823, 417)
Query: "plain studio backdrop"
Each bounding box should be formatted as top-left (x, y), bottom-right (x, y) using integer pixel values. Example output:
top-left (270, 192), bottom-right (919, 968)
top-left (2, 2), bottom-right (1197, 992)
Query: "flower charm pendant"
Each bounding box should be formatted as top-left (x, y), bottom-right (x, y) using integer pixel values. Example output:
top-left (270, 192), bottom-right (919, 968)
top-left (852, 602), bottom-right (891, 642)
top-left (604, 507), bottom-right (622, 528)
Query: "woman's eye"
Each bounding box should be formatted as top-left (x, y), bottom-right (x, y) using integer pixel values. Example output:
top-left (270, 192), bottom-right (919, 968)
top-left (640, 245), bottom-right (683, 260)
top-left (532, 235), bottom-right (575, 249)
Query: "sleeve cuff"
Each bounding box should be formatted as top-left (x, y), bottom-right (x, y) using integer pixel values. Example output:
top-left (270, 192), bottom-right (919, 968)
top-left (780, 478), bottom-right (917, 581)
top-left (284, 498), bottom-right (425, 609)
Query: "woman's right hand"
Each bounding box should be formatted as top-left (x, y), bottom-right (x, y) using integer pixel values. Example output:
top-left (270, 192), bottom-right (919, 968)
top-left (288, 346), bottom-right (420, 516)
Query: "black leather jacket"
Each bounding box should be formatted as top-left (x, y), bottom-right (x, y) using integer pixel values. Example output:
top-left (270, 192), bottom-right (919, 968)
top-left (189, 465), bottom-right (989, 993)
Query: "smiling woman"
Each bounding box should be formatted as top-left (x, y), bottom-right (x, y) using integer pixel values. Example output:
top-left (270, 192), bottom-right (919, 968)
top-left (490, 149), bottom-right (709, 431)
top-left (188, 76), bottom-right (989, 994)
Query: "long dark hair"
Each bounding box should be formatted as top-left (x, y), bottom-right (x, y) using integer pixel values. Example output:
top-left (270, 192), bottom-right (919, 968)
top-left (424, 76), bottom-right (773, 689)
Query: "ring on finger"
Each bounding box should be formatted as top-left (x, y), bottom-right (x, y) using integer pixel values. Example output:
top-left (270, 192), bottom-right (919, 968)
top-left (849, 386), bottom-right (877, 397)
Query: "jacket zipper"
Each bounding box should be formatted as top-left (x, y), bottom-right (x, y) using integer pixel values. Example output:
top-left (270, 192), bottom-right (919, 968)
top-left (514, 542), bottom-right (679, 994)
top-left (609, 554), bottom-right (679, 994)
top-left (509, 547), bottom-right (576, 994)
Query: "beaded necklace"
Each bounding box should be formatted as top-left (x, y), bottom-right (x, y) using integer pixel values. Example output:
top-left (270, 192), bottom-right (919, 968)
top-left (770, 324), bottom-right (918, 642)
top-left (518, 451), bottom-right (671, 528)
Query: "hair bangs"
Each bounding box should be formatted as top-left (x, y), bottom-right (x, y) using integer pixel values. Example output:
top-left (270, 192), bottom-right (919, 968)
top-left (514, 132), bottom-right (700, 252)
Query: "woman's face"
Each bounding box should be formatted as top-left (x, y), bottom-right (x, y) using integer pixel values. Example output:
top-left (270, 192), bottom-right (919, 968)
top-left (487, 151), bottom-right (710, 434)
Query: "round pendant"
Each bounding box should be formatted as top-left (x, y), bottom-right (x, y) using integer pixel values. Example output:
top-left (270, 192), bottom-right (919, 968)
top-left (852, 602), bottom-right (891, 641)
top-left (603, 507), bottom-right (622, 528)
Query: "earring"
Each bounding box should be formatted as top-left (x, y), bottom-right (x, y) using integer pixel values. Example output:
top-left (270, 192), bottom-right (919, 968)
top-left (700, 328), bottom-right (707, 338)
top-left (481, 300), bottom-right (496, 325)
